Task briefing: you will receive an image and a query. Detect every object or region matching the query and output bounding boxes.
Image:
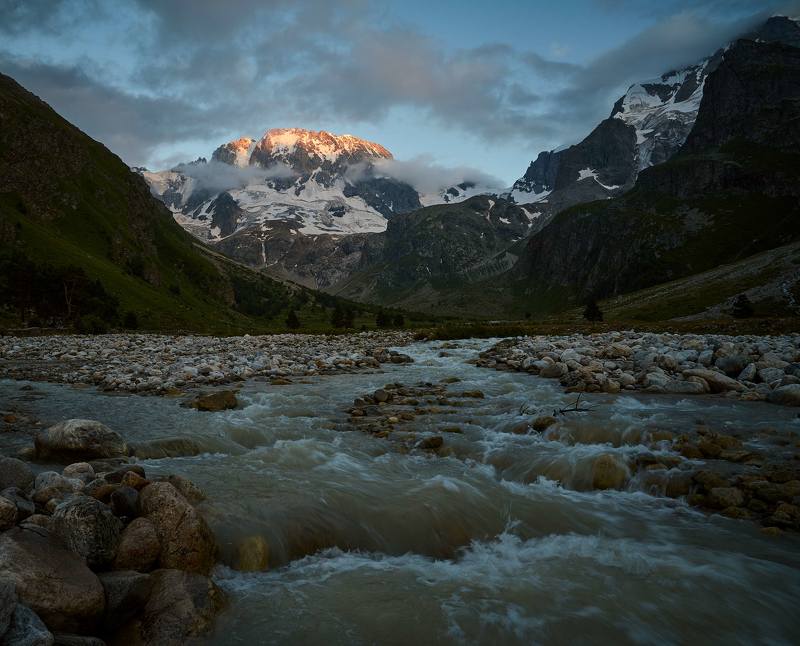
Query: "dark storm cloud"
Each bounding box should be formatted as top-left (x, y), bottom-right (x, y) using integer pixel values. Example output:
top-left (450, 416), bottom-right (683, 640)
top-left (549, 8), bottom-right (776, 126)
top-left (0, 0), bottom-right (792, 168)
top-left (0, 55), bottom-right (228, 161)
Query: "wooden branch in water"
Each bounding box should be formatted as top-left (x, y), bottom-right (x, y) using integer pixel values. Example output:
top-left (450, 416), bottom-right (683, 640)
top-left (553, 393), bottom-right (599, 416)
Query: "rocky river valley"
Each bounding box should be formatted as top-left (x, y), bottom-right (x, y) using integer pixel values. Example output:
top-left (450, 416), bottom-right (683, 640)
top-left (1, 333), bottom-right (800, 645)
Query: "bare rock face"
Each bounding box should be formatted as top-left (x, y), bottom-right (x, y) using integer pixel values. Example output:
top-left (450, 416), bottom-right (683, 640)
top-left (34, 420), bottom-right (128, 462)
top-left (113, 518), bottom-right (160, 573)
top-left (0, 527), bottom-right (105, 632)
top-left (139, 483), bottom-right (215, 574)
top-left (126, 569), bottom-right (225, 646)
top-left (51, 497), bottom-right (123, 568)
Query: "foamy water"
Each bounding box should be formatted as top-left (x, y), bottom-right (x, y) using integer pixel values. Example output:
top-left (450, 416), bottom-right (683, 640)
top-left (3, 339), bottom-right (800, 644)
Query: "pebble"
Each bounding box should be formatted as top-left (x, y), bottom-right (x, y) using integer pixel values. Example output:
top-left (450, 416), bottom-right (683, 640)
top-left (479, 331), bottom-right (800, 405)
top-left (0, 332), bottom-right (414, 394)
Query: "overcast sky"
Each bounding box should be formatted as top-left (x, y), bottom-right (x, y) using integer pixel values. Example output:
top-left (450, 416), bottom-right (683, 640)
top-left (1, 0), bottom-right (797, 184)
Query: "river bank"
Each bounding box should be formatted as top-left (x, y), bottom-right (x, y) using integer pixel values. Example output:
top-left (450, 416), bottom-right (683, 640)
top-left (1, 334), bottom-right (800, 643)
top-left (0, 332), bottom-right (414, 394)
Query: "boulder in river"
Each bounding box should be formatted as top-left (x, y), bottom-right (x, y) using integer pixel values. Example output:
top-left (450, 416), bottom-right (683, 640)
top-left (139, 483), bottom-right (215, 574)
top-left (32, 472), bottom-right (79, 506)
top-left (531, 416), bottom-right (557, 432)
top-left (0, 496), bottom-right (17, 531)
top-left (34, 420), bottom-right (128, 462)
top-left (189, 391), bottom-right (238, 412)
top-left (113, 517), bottom-right (161, 573)
top-left (680, 369), bottom-right (746, 393)
top-left (0, 526), bottom-right (105, 632)
top-left (124, 569), bottom-right (225, 646)
top-left (768, 384), bottom-right (800, 406)
top-left (0, 579), bottom-right (16, 637)
top-left (591, 454), bottom-right (628, 490)
top-left (98, 570), bottom-right (153, 632)
top-left (235, 536), bottom-right (270, 572)
top-left (110, 486), bottom-right (140, 519)
top-left (2, 603), bottom-right (54, 646)
top-left (51, 496), bottom-right (122, 568)
top-left (0, 457), bottom-right (34, 492)
top-left (129, 438), bottom-right (204, 459)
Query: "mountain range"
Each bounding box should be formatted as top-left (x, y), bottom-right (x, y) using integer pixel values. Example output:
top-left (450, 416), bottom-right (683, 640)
top-left (2, 15), bottom-right (799, 331)
top-left (0, 76), bottom-right (381, 333)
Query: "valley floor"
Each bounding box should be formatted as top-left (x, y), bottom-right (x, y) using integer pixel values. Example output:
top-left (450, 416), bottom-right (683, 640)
top-left (1, 332), bottom-right (799, 644)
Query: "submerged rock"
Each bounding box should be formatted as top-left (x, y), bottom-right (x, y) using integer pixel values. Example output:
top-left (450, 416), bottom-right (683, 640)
top-left (129, 438), bottom-right (204, 459)
top-left (35, 420), bottom-right (128, 462)
top-left (591, 454), bottom-right (628, 490)
top-left (236, 536), bottom-right (270, 572)
top-left (189, 391), bottom-right (238, 412)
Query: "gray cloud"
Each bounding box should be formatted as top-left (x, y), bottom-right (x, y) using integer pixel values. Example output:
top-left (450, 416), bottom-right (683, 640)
top-left (0, 0), bottom-right (792, 178)
top-left (0, 55), bottom-right (228, 161)
top-left (171, 160), bottom-right (297, 194)
top-left (354, 156), bottom-right (505, 194)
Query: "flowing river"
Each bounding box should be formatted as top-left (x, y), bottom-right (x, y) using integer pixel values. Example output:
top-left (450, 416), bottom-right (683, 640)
top-left (3, 339), bottom-right (800, 644)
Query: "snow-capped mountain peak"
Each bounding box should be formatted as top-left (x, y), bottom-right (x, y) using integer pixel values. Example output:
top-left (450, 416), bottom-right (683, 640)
top-left (610, 58), bottom-right (716, 170)
top-left (211, 137), bottom-right (256, 167)
top-left (252, 128), bottom-right (393, 164)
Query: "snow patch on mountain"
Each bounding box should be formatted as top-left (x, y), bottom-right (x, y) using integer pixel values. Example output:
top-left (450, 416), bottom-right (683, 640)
top-left (577, 167), bottom-right (620, 191)
top-left (509, 187), bottom-right (551, 205)
top-left (613, 61), bottom-right (709, 170)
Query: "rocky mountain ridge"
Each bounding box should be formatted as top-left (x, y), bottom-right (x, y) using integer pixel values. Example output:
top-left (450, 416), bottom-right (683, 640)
top-left (515, 37), bottom-right (800, 310)
top-left (508, 16), bottom-right (800, 230)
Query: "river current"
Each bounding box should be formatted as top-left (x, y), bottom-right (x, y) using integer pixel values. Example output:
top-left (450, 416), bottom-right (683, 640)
top-left (2, 339), bottom-right (800, 644)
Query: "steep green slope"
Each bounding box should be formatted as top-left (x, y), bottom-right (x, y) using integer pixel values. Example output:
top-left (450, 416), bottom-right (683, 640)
top-left (0, 73), bottom-right (305, 333)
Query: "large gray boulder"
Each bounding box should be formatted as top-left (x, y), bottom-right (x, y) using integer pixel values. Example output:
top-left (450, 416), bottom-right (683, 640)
top-left (34, 420), bottom-right (128, 462)
top-left (0, 458), bottom-right (34, 492)
top-left (0, 527), bottom-right (105, 632)
top-left (139, 483), bottom-right (215, 574)
top-left (51, 497), bottom-right (122, 568)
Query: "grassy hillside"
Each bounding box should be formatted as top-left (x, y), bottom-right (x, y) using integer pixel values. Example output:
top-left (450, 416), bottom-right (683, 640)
top-left (0, 73), bottom-right (423, 334)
